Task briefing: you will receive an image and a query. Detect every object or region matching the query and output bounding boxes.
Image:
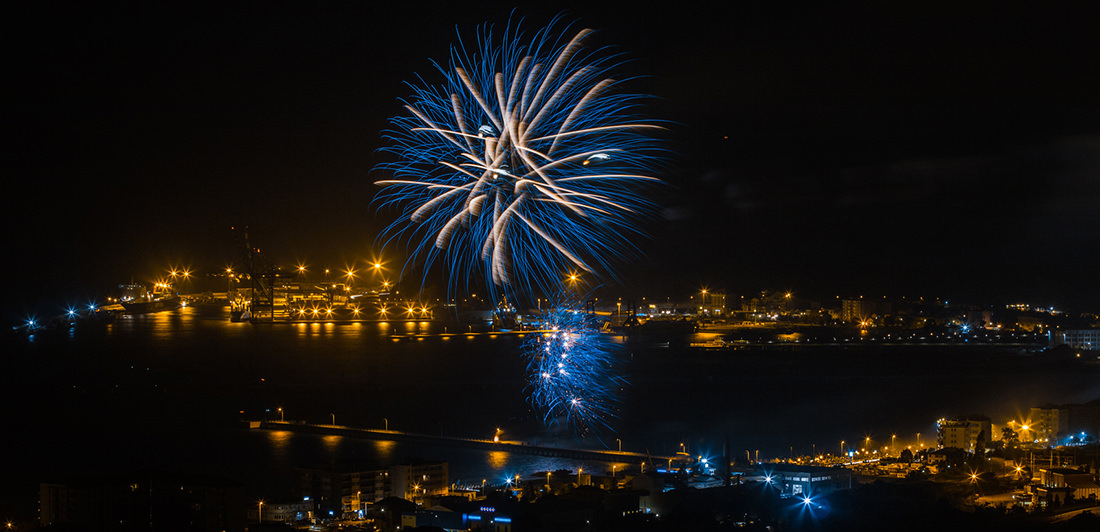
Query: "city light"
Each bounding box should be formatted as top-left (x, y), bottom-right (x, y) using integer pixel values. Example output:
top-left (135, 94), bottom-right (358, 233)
top-left (11, 9), bottom-right (1100, 532)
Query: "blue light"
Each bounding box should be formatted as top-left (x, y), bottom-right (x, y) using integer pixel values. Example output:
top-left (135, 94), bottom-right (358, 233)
top-left (802, 497), bottom-right (813, 505)
top-left (496, 517), bottom-right (512, 523)
top-left (467, 515), bottom-right (481, 521)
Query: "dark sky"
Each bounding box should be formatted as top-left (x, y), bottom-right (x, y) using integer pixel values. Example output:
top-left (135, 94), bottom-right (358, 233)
top-left (5, 2), bottom-right (1100, 321)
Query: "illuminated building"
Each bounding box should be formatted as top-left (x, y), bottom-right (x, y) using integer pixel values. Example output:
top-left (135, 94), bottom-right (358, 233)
top-left (391, 462), bottom-right (450, 500)
top-left (840, 299), bottom-right (866, 323)
top-left (696, 291), bottom-right (727, 316)
top-left (1029, 405), bottom-right (1068, 443)
top-left (1057, 329), bottom-right (1100, 351)
top-left (937, 416), bottom-right (991, 453)
top-left (759, 464), bottom-right (851, 498)
top-left (1029, 401), bottom-right (1100, 443)
top-left (1032, 468), bottom-right (1100, 507)
top-left (295, 461), bottom-right (448, 515)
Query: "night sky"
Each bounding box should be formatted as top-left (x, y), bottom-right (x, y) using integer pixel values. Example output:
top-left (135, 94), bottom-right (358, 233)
top-left (5, 2), bottom-right (1100, 322)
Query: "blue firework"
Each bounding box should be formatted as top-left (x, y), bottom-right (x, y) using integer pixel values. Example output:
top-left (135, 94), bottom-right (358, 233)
top-left (522, 299), bottom-right (625, 434)
top-left (374, 16), bottom-right (664, 305)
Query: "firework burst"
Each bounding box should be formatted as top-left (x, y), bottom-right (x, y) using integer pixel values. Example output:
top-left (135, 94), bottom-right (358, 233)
top-left (375, 16), bottom-right (664, 305)
top-left (522, 299), bottom-right (625, 434)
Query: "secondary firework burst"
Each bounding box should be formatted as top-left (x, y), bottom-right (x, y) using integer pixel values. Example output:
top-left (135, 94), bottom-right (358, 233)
top-left (522, 300), bottom-right (625, 434)
top-left (375, 16), bottom-right (665, 305)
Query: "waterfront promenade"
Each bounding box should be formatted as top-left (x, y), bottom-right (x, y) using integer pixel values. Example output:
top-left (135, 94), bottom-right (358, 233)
top-left (256, 421), bottom-right (665, 465)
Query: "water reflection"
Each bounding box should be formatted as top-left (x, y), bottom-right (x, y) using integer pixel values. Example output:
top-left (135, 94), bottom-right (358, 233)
top-left (322, 434), bottom-right (342, 458)
top-left (53, 303), bottom-right (1098, 487)
top-left (487, 450), bottom-right (509, 469)
top-left (267, 430), bottom-right (292, 461)
top-left (373, 440), bottom-right (396, 462)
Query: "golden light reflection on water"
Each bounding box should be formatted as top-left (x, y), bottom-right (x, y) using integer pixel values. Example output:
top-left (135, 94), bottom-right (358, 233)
top-left (488, 450), bottom-right (509, 469)
top-left (284, 320), bottom-right (385, 341)
top-left (268, 430), bottom-right (292, 455)
top-left (373, 440), bottom-right (396, 462)
top-left (322, 434), bottom-right (342, 457)
top-left (118, 306), bottom-right (198, 338)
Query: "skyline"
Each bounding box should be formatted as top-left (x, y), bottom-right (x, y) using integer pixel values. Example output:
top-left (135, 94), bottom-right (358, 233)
top-left (6, 3), bottom-right (1100, 319)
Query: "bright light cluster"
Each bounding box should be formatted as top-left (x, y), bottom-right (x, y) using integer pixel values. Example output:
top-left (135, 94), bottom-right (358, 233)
top-left (522, 300), bottom-right (625, 434)
top-left (375, 16), bottom-right (664, 306)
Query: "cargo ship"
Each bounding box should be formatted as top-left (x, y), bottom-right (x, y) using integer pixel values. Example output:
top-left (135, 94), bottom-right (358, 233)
top-left (118, 283), bottom-right (181, 313)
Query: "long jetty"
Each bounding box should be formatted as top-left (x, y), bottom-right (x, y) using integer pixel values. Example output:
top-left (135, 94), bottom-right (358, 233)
top-left (256, 421), bottom-right (666, 465)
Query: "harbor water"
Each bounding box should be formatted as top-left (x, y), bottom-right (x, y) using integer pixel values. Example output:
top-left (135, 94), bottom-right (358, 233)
top-left (2, 305), bottom-right (1098, 520)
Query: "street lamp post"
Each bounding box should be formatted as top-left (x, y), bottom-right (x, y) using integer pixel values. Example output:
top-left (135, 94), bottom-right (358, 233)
top-left (616, 438), bottom-right (622, 452)
top-left (278, 408), bottom-right (284, 422)
top-left (258, 500), bottom-right (264, 523)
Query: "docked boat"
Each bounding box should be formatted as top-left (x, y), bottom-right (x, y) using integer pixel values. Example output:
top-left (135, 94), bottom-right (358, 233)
top-left (118, 283), bottom-right (181, 313)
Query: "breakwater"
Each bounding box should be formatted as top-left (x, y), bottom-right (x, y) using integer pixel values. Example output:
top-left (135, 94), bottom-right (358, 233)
top-left (256, 421), bottom-right (665, 465)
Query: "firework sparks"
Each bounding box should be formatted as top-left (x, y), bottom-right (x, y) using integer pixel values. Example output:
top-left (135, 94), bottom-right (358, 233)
top-left (375, 16), bottom-right (664, 305)
top-left (522, 299), bottom-right (625, 434)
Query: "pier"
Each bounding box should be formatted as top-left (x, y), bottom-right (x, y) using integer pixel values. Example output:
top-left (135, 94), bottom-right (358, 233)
top-left (255, 421), bottom-right (667, 465)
